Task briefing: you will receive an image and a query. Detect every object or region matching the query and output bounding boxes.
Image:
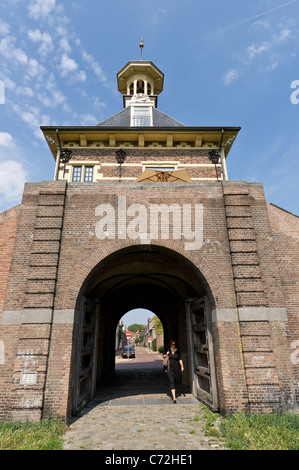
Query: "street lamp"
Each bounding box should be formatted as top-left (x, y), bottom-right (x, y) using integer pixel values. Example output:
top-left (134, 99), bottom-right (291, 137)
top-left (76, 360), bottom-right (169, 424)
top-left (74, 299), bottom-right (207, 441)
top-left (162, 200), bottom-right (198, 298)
top-left (56, 129), bottom-right (72, 178)
top-left (208, 149), bottom-right (220, 181)
top-left (115, 149), bottom-right (127, 180)
top-left (208, 130), bottom-right (224, 181)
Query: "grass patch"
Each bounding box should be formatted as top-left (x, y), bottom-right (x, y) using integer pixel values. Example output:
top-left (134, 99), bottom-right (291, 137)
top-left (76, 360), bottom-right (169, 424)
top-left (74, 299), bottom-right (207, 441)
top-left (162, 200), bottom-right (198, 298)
top-left (220, 412), bottom-right (299, 450)
top-left (0, 418), bottom-right (67, 450)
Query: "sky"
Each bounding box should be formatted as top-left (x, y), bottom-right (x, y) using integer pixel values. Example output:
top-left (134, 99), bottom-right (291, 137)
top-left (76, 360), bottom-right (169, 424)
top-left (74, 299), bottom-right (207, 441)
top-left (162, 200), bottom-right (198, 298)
top-left (1, 0), bottom-right (299, 219)
top-left (121, 309), bottom-right (154, 329)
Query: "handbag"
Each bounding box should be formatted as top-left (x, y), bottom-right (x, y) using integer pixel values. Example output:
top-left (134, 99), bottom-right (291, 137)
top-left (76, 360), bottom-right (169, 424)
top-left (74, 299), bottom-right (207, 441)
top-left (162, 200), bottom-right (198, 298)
top-left (163, 355), bottom-right (169, 367)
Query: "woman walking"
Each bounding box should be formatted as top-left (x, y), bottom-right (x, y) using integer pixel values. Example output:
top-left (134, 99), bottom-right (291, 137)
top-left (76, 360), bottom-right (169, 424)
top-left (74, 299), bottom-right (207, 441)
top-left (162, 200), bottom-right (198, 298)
top-left (163, 340), bottom-right (184, 403)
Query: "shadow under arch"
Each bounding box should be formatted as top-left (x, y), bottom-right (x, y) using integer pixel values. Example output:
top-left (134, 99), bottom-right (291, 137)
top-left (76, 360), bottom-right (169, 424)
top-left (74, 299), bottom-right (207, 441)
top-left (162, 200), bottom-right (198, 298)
top-left (74, 244), bottom-right (216, 313)
top-left (72, 244), bottom-right (217, 412)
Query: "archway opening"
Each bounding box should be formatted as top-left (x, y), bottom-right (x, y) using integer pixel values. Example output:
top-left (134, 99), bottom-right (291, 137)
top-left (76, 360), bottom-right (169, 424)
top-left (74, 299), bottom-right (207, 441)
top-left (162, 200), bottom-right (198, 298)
top-left (110, 308), bottom-right (168, 389)
top-left (72, 245), bottom-right (218, 412)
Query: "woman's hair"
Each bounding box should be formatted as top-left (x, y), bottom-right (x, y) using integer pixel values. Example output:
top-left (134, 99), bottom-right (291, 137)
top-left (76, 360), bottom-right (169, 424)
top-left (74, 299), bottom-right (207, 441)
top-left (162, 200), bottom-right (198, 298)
top-left (167, 339), bottom-right (178, 348)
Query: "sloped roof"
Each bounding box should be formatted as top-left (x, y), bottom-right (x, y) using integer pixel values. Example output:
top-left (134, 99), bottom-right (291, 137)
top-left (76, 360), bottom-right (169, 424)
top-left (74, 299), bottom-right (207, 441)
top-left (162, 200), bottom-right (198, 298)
top-left (97, 107), bottom-right (186, 128)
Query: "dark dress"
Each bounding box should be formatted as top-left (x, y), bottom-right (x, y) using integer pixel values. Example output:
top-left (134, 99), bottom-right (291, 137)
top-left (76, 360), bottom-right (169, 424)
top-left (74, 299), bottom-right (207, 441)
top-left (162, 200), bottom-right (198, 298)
top-left (167, 348), bottom-right (182, 389)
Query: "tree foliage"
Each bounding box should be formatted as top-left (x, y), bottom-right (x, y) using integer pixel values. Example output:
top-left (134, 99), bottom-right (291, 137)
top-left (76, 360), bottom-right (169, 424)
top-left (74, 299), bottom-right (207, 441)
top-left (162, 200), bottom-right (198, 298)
top-left (153, 315), bottom-right (163, 334)
top-left (127, 324), bottom-right (145, 333)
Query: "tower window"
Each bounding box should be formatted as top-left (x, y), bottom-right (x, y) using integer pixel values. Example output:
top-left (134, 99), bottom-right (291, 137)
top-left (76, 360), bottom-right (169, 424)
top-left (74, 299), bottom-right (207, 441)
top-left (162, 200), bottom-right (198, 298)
top-left (72, 166), bottom-right (82, 182)
top-left (129, 82), bottom-right (134, 95)
top-left (72, 166), bottom-right (94, 182)
top-left (131, 106), bottom-right (151, 127)
top-left (84, 167), bottom-right (94, 182)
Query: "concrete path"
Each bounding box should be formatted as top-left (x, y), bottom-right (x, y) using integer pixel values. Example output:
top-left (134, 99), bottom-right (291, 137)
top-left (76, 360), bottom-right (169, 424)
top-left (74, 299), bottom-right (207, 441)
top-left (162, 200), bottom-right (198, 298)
top-left (63, 349), bottom-right (226, 451)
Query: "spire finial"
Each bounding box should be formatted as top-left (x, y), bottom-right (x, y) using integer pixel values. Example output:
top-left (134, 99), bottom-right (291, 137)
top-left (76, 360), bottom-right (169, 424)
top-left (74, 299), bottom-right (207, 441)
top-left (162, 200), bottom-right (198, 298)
top-left (139, 36), bottom-right (144, 60)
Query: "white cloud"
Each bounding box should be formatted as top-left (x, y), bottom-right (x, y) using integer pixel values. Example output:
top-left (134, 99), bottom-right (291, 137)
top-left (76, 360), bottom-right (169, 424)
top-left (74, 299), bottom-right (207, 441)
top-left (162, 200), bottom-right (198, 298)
top-left (81, 50), bottom-right (107, 83)
top-left (0, 134), bottom-right (27, 209)
top-left (16, 86), bottom-right (34, 98)
top-left (80, 114), bottom-right (98, 126)
top-left (0, 132), bottom-right (13, 147)
top-left (26, 58), bottom-right (46, 79)
top-left (93, 97), bottom-right (107, 111)
top-left (253, 20), bottom-right (271, 30)
top-left (275, 28), bottom-right (291, 43)
top-left (0, 36), bottom-right (28, 65)
top-left (247, 42), bottom-right (270, 62)
top-left (60, 53), bottom-right (87, 82)
top-left (0, 20), bottom-right (10, 36)
top-left (0, 160), bottom-right (27, 205)
top-left (37, 84), bottom-right (66, 108)
top-left (28, 29), bottom-right (54, 57)
top-left (28, 0), bottom-right (56, 20)
top-left (0, 35), bottom-right (46, 82)
top-left (59, 37), bottom-right (72, 53)
top-left (12, 104), bottom-right (51, 140)
top-left (0, 75), bottom-right (15, 91)
top-left (60, 53), bottom-right (78, 76)
top-left (223, 69), bottom-right (240, 85)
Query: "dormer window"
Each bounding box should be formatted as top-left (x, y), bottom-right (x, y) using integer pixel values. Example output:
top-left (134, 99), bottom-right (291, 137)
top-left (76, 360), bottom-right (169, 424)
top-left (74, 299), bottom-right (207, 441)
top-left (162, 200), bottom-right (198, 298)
top-left (131, 106), bottom-right (152, 127)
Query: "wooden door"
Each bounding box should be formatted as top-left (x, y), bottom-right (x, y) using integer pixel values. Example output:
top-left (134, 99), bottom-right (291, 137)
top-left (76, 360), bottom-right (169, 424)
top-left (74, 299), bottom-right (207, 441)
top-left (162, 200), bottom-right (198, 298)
top-left (186, 297), bottom-right (218, 411)
top-left (74, 297), bottom-right (99, 411)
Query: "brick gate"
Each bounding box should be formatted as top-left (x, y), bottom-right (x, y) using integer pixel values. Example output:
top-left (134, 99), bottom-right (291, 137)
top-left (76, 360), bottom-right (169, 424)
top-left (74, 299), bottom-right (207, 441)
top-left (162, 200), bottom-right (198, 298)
top-left (0, 180), bottom-right (297, 421)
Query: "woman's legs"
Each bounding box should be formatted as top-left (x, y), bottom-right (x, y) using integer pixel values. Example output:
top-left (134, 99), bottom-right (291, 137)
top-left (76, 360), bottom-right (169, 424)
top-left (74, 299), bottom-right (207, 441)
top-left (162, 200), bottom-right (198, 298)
top-left (168, 370), bottom-right (177, 402)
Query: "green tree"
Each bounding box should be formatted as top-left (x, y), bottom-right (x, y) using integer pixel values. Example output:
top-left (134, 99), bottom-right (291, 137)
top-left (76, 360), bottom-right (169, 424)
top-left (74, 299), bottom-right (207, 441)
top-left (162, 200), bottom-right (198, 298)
top-left (153, 315), bottom-right (163, 334)
top-left (128, 324), bottom-right (145, 343)
top-left (128, 324), bottom-right (145, 333)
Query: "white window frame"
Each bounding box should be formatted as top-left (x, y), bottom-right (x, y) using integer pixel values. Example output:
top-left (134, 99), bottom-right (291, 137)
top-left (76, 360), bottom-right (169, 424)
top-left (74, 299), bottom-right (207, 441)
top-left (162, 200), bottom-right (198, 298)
top-left (84, 166), bottom-right (94, 182)
top-left (130, 105), bottom-right (152, 127)
top-left (142, 161), bottom-right (179, 173)
top-left (70, 164), bottom-right (97, 183)
top-left (72, 166), bottom-right (82, 182)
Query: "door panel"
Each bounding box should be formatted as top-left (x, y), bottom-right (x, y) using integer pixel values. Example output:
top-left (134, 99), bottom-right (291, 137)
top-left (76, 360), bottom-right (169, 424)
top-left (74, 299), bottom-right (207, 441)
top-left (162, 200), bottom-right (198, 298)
top-left (74, 297), bottom-right (98, 411)
top-left (187, 297), bottom-right (218, 411)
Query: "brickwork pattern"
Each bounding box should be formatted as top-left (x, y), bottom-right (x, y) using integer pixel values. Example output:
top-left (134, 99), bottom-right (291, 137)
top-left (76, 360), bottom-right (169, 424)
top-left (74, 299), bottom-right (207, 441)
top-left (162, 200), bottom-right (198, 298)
top-left (0, 205), bottom-right (20, 319)
top-left (267, 203), bottom-right (299, 402)
top-left (61, 148), bottom-right (222, 180)
top-left (0, 180), bottom-right (298, 420)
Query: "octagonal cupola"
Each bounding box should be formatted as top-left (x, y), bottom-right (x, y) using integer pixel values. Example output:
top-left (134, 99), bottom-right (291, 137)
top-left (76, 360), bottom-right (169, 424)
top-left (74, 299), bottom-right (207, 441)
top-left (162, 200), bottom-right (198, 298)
top-left (117, 40), bottom-right (164, 109)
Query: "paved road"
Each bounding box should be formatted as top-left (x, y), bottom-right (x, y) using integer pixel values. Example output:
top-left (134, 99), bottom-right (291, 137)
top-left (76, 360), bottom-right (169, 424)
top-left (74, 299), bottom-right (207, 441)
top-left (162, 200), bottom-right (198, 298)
top-left (116, 348), bottom-right (163, 369)
top-left (63, 349), bottom-right (226, 451)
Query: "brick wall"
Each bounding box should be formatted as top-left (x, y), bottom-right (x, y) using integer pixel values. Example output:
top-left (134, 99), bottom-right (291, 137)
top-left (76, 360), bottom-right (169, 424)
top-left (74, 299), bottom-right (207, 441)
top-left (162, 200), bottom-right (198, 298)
top-left (62, 148), bottom-right (222, 180)
top-left (0, 181), bottom-right (297, 420)
top-left (0, 205), bottom-right (20, 421)
top-left (0, 205), bottom-right (20, 320)
top-left (267, 203), bottom-right (299, 402)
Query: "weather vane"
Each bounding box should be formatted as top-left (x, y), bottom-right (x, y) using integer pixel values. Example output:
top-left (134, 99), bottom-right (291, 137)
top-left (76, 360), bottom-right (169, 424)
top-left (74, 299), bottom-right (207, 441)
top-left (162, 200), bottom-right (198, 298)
top-left (139, 36), bottom-right (144, 60)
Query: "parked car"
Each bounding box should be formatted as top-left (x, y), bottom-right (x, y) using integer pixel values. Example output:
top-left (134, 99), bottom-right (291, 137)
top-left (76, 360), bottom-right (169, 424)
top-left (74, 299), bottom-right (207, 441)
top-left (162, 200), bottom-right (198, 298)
top-left (122, 345), bottom-right (135, 358)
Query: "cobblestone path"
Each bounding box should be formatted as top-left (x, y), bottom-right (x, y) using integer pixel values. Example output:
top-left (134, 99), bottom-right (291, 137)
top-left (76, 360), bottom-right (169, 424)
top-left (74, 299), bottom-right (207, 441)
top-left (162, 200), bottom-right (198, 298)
top-left (63, 362), bottom-right (226, 451)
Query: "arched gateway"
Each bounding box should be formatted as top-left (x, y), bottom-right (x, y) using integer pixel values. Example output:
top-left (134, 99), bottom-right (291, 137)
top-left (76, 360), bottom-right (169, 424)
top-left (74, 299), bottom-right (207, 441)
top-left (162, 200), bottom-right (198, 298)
top-left (0, 47), bottom-right (298, 422)
top-left (70, 245), bottom-right (219, 414)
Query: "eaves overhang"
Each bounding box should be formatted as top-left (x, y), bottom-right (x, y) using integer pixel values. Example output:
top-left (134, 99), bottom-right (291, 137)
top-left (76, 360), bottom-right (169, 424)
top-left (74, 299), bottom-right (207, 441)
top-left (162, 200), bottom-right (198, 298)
top-left (41, 125), bottom-right (241, 160)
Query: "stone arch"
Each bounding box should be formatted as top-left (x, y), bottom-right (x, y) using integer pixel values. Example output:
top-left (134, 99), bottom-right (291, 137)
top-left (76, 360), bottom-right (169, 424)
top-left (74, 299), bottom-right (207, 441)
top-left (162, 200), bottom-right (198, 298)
top-left (67, 242), bottom-right (223, 412)
top-left (61, 239), bottom-right (226, 312)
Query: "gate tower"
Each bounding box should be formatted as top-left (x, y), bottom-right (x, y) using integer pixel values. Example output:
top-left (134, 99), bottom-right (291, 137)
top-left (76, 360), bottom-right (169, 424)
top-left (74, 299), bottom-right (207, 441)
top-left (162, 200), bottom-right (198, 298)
top-left (0, 45), bottom-right (298, 421)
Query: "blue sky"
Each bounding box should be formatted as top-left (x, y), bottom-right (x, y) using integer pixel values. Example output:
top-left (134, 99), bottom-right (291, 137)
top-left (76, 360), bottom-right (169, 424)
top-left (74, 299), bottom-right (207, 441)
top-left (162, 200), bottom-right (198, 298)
top-left (122, 309), bottom-right (154, 329)
top-left (0, 0), bottom-right (299, 218)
